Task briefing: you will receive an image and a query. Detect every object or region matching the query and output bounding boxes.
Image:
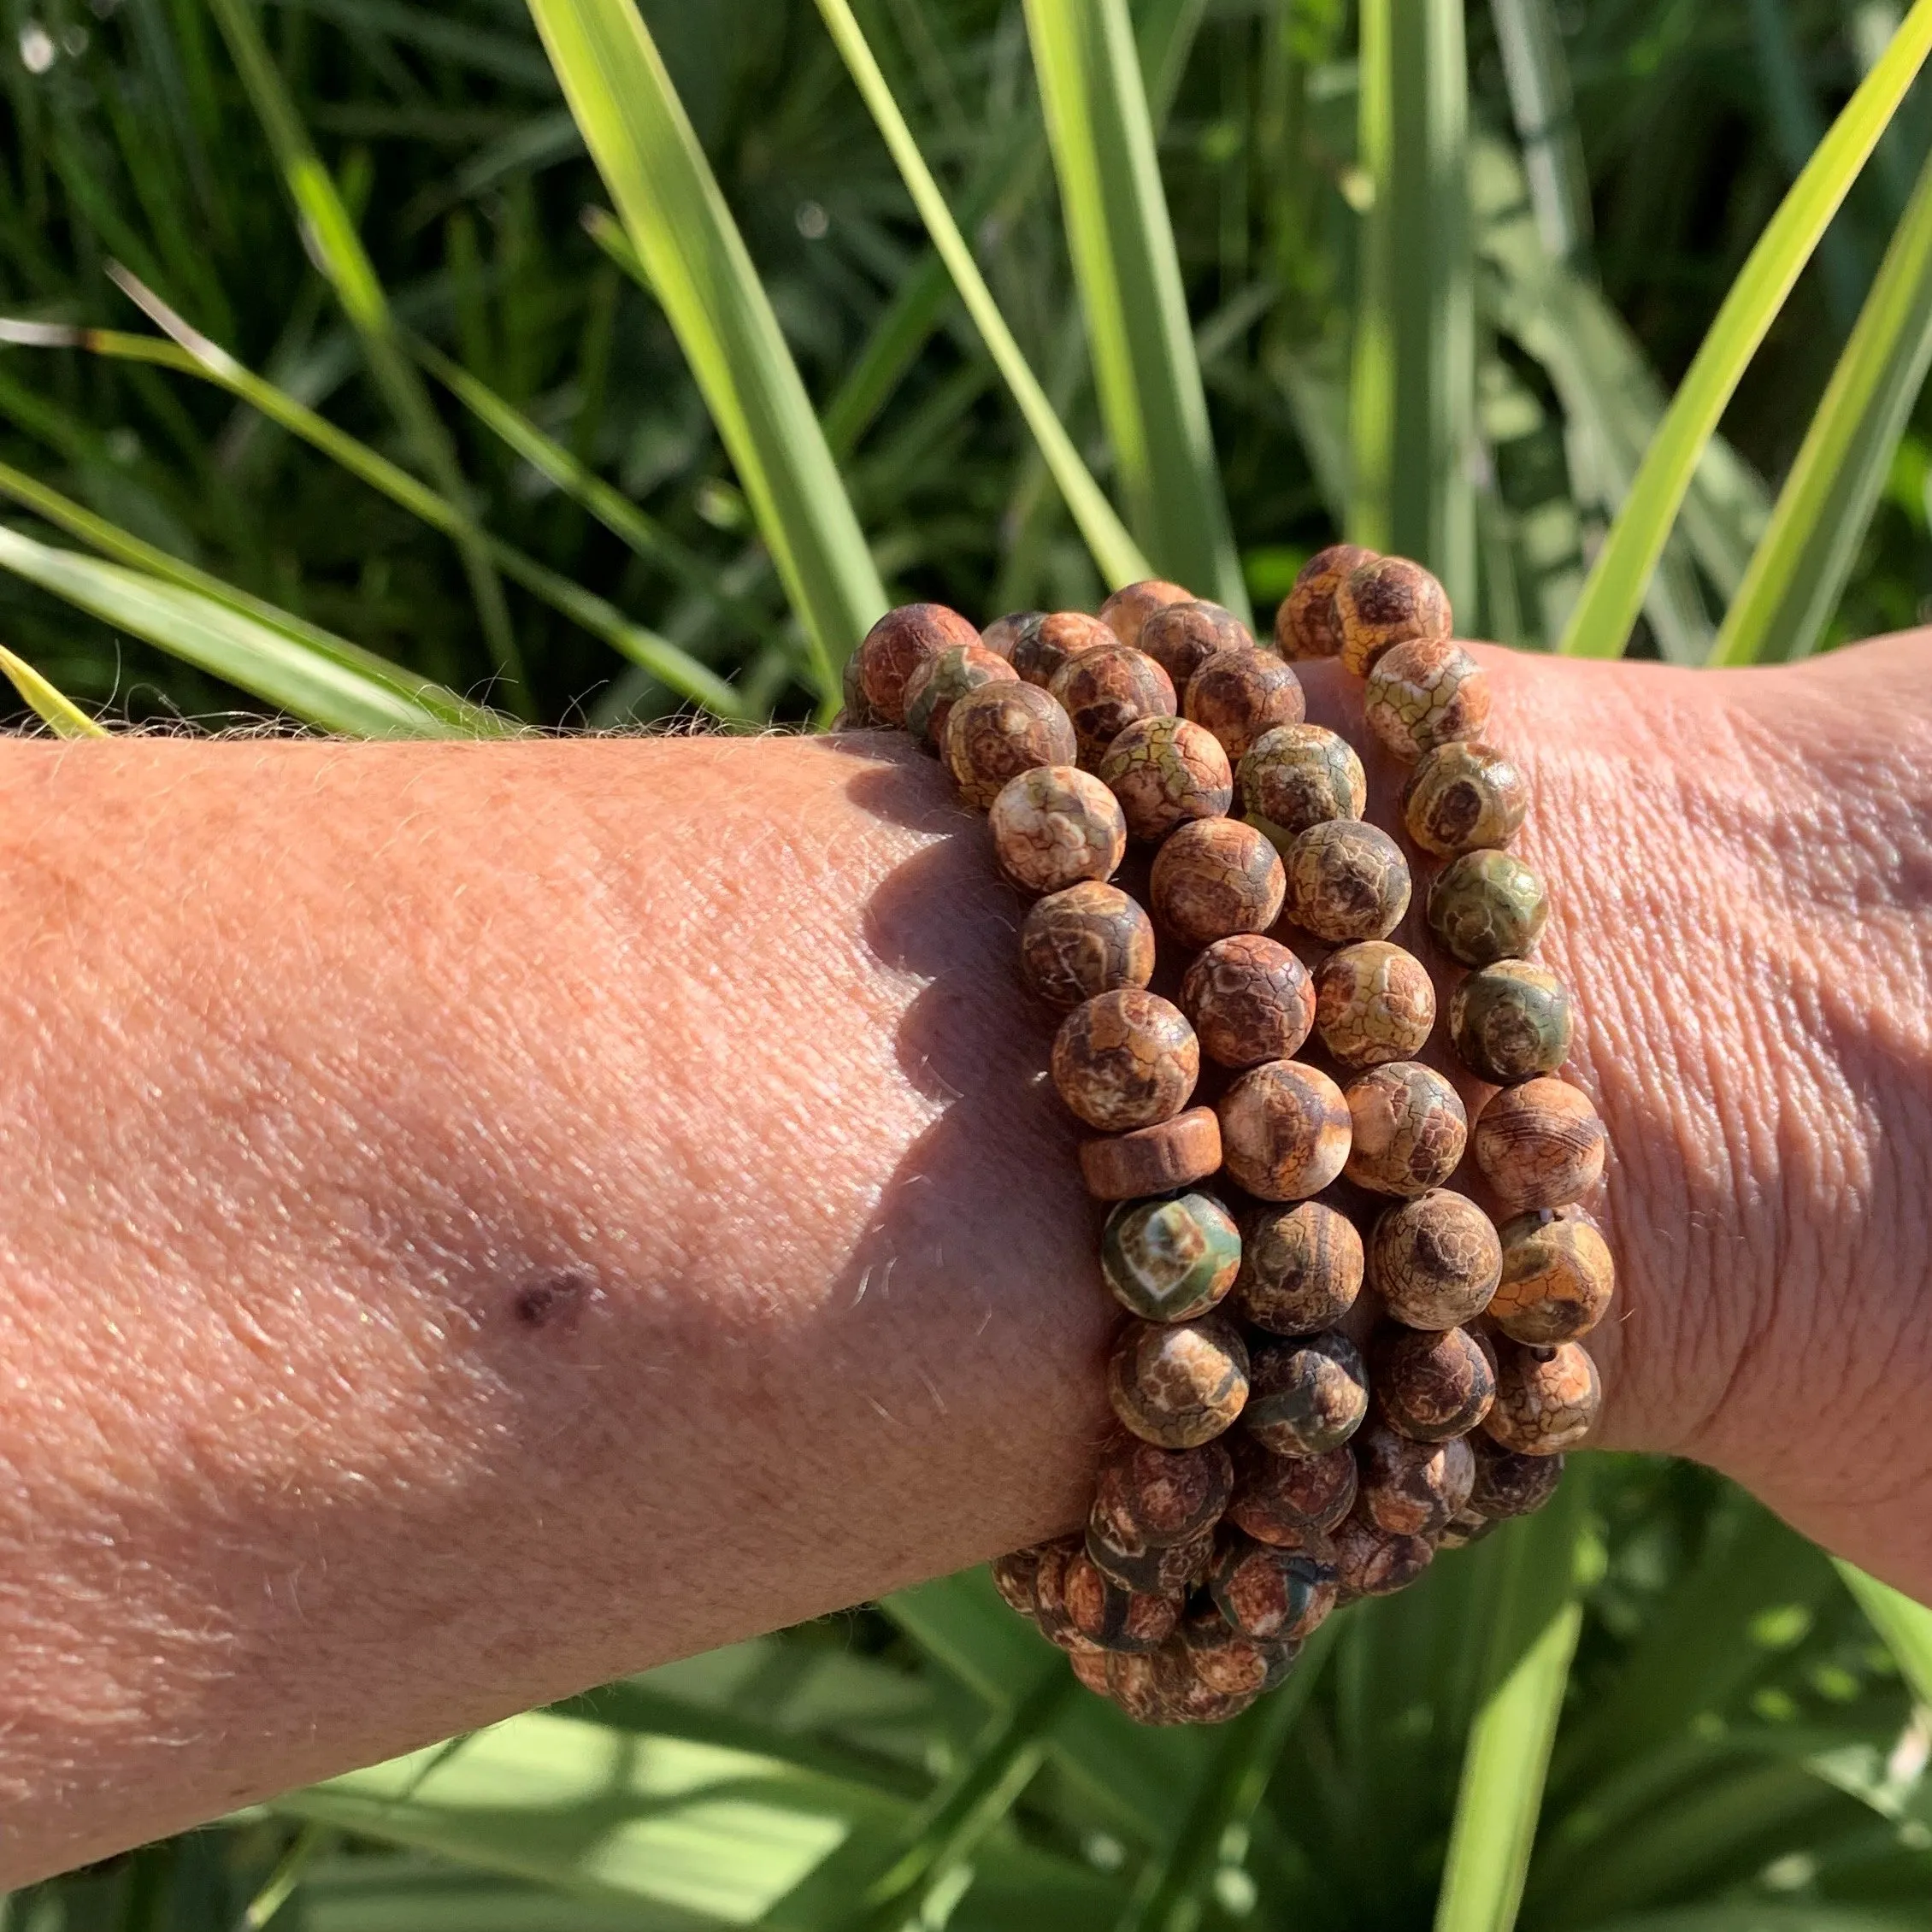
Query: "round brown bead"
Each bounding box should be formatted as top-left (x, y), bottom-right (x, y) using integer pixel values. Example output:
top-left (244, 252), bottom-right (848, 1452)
top-left (1152, 1644), bottom-right (1273, 1725)
top-left (979, 610), bottom-right (1043, 662)
top-left (1435, 1510), bottom-right (1499, 1552)
top-left (1469, 1435), bottom-right (1567, 1517)
top-left (1428, 849), bottom-right (1550, 967)
top-left (851, 603), bottom-right (981, 726)
top-left (988, 764), bottom-right (1127, 894)
top-left (1374, 1325), bottom-right (1495, 1441)
top-left (1355, 1422), bottom-right (1476, 1538)
top-left (1087, 1507), bottom-right (1215, 1596)
top-left (1093, 1434), bottom-right (1234, 1547)
top-left (1363, 638), bottom-right (1491, 764)
top-left (1149, 816), bottom-right (1287, 949)
top-left (1236, 1199), bottom-right (1364, 1334)
top-left (1472, 1077), bottom-right (1607, 1212)
top-left (1332, 1512), bottom-right (1434, 1599)
top-left (1139, 599), bottom-right (1255, 688)
top-left (1061, 1548), bottom-right (1181, 1654)
top-left (1313, 941), bottom-right (1436, 1069)
top-left (1334, 555), bottom-right (1452, 678)
top-left (1369, 1189), bottom-right (1503, 1329)
top-left (903, 643), bottom-right (1017, 751)
top-left (1101, 1649), bottom-right (1184, 1723)
top-left (1019, 880), bottom-right (1156, 1011)
top-left (1183, 647), bottom-right (1306, 763)
top-left (1028, 1534), bottom-right (1101, 1651)
top-left (1402, 740), bottom-right (1529, 858)
top-left (1180, 934), bottom-right (1315, 1069)
top-left (1109, 1315), bottom-right (1250, 1448)
top-left (1098, 714), bottom-right (1233, 842)
top-left (1099, 578), bottom-right (1193, 651)
top-left (1217, 1059), bottom-right (1352, 1201)
top-left (1173, 1601), bottom-right (1298, 1699)
top-left (1284, 819), bottom-right (1411, 944)
top-left (1012, 608), bottom-right (1114, 687)
top-left (1239, 722), bottom-right (1368, 847)
top-left (1227, 1434), bottom-right (1358, 1540)
top-left (1069, 1650), bottom-right (1113, 1696)
top-left (1451, 960), bottom-right (1574, 1086)
top-left (1492, 1207), bottom-right (1615, 1345)
top-left (1276, 543), bottom-right (1378, 660)
top-left (989, 1545), bottom-right (1045, 1617)
top-left (1210, 1529), bottom-right (1338, 1646)
top-left (1081, 1107), bottom-right (1223, 1202)
top-left (943, 681), bottom-right (1080, 810)
top-left (1484, 1340), bottom-right (1600, 1454)
top-left (1051, 987), bottom-right (1199, 1133)
top-left (1242, 1330), bottom-right (1369, 1456)
top-left (1344, 1061), bottom-right (1468, 1197)
top-left (1049, 643), bottom-right (1176, 769)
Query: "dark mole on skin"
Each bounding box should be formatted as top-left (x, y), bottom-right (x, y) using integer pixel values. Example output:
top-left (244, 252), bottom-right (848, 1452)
top-left (512, 1269), bottom-right (598, 1330)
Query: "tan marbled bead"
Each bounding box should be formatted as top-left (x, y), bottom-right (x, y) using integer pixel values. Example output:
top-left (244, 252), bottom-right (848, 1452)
top-left (1174, 1601), bottom-right (1299, 1700)
top-left (1355, 1422), bottom-right (1476, 1538)
top-left (1284, 818), bottom-right (1411, 943)
top-left (1332, 1512), bottom-right (1434, 1599)
top-left (1228, 1435), bottom-right (1358, 1540)
top-left (1402, 740), bottom-right (1529, 857)
top-left (1344, 1061), bottom-right (1468, 1197)
top-left (989, 763), bottom-right (1127, 894)
top-left (1313, 940), bottom-right (1436, 1069)
top-left (943, 681), bottom-right (1079, 810)
top-left (852, 602), bottom-right (981, 725)
top-left (1019, 880), bottom-right (1156, 1011)
top-left (1183, 647), bottom-right (1306, 763)
top-left (1484, 1340), bottom-right (1601, 1454)
top-left (1241, 1330), bottom-right (1369, 1456)
top-left (1492, 1207), bottom-right (1616, 1344)
top-left (1210, 1527), bottom-right (1339, 1646)
top-left (1150, 816), bottom-right (1287, 949)
top-left (1450, 959), bottom-right (1574, 1086)
top-left (1109, 1314), bottom-right (1251, 1449)
top-left (1139, 599), bottom-right (1255, 687)
top-left (1028, 1534), bottom-right (1100, 1651)
top-left (1093, 1433), bottom-right (1234, 1547)
top-left (1363, 637), bottom-right (1491, 764)
top-left (979, 610), bottom-right (1044, 661)
top-left (1472, 1077), bottom-right (1608, 1212)
top-left (989, 1544), bottom-right (1046, 1617)
top-left (1081, 1108), bottom-right (1223, 1201)
top-left (1051, 987), bottom-right (1199, 1133)
top-left (1217, 1059), bottom-right (1352, 1202)
top-left (1469, 1434), bottom-right (1567, 1516)
top-left (1276, 542), bottom-right (1377, 660)
top-left (1013, 609), bottom-right (1114, 687)
top-left (1050, 643), bottom-right (1177, 770)
top-left (1087, 1505), bottom-right (1216, 1596)
top-left (1374, 1324), bottom-right (1496, 1441)
top-left (1369, 1189), bottom-right (1502, 1329)
top-left (1069, 1650), bottom-right (1115, 1697)
top-left (1099, 578), bottom-right (1194, 651)
top-left (1179, 934), bottom-right (1315, 1069)
top-left (1236, 1199), bottom-right (1364, 1334)
top-left (1061, 1549), bottom-right (1181, 1654)
top-left (1239, 722), bottom-right (1368, 848)
top-left (1099, 714), bottom-right (1233, 842)
top-left (903, 642), bottom-right (1017, 751)
top-left (1334, 555), bottom-right (1452, 678)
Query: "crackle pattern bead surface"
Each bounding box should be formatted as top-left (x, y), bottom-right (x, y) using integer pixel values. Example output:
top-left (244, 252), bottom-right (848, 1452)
top-left (1356, 1422), bottom-right (1476, 1538)
top-left (1102, 1192), bottom-right (1242, 1322)
top-left (1051, 987), bottom-right (1199, 1133)
top-left (1402, 740), bottom-right (1528, 857)
top-left (1239, 722), bottom-right (1368, 846)
top-left (1183, 647), bottom-right (1305, 762)
top-left (1285, 818), bottom-right (1411, 943)
top-left (1451, 959), bottom-right (1574, 1085)
top-left (944, 682), bottom-right (1079, 810)
top-left (1279, 542), bottom-right (1377, 659)
top-left (1492, 1208), bottom-right (1616, 1344)
top-left (1335, 555), bottom-right (1452, 677)
top-left (1236, 1199), bottom-right (1364, 1334)
top-left (853, 602), bottom-right (981, 725)
top-left (1062, 1550), bottom-right (1181, 1653)
top-left (1099, 578), bottom-right (1193, 651)
top-left (1428, 848), bottom-right (1550, 966)
top-left (1217, 1059), bottom-right (1352, 1201)
top-left (1093, 1434), bottom-right (1233, 1547)
top-left (1210, 1530), bottom-right (1338, 1646)
top-left (1140, 600), bottom-right (1254, 688)
top-left (1343, 1061), bottom-right (1467, 1197)
top-left (1109, 1315), bottom-right (1251, 1448)
top-left (1363, 638), bottom-right (1491, 763)
top-left (1087, 1512), bottom-right (1215, 1596)
top-left (1015, 609), bottom-right (1113, 687)
top-left (1369, 1189), bottom-right (1503, 1330)
top-left (1019, 881), bottom-right (1155, 1011)
top-left (1313, 941), bottom-right (1436, 1069)
top-left (990, 764), bottom-right (1127, 895)
top-left (1150, 816), bottom-right (1287, 949)
top-left (1180, 934), bottom-right (1316, 1069)
top-left (1333, 1515), bottom-right (1433, 1599)
top-left (1374, 1325), bottom-right (1495, 1442)
top-left (1242, 1331), bottom-right (1369, 1456)
top-left (978, 610), bottom-right (1042, 662)
top-left (1472, 1077), bottom-right (1608, 1212)
top-left (1050, 644), bottom-right (1177, 770)
top-left (1228, 1436), bottom-right (1358, 1540)
top-left (1470, 1437), bottom-right (1567, 1517)
top-left (904, 643), bottom-right (1016, 751)
top-left (1099, 714), bottom-right (1233, 842)
top-left (1484, 1340), bottom-right (1601, 1454)
top-left (1080, 1107), bottom-right (1222, 1201)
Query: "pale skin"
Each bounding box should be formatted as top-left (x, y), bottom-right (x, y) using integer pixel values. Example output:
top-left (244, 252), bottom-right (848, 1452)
top-left (0, 635), bottom-right (1928, 1885)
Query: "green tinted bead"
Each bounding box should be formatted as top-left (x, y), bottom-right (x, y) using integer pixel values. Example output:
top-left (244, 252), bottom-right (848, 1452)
top-left (1450, 959), bottom-right (1574, 1083)
top-left (1238, 722), bottom-right (1368, 850)
top-left (1427, 849), bottom-right (1549, 966)
top-left (1103, 1193), bottom-right (1242, 1322)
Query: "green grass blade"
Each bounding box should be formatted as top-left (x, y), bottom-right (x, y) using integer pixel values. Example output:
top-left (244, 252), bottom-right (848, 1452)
top-left (809, 0), bottom-right (1152, 593)
top-left (1712, 142), bottom-right (1932, 664)
top-left (1837, 1562), bottom-right (1932, 1706)
top-left (525, 0), bottom-right (886, 708)
top-left (0, 639), bottom-right (108, 737)
top-left (1350, 0), bottom-right (1476, 611)
top-left (1487, 0), bottom-right (1592, 266)
top-left (1558, 0), bottom-right (1932, 659)
top-left (1021, 0), bottom-right (1246, 610)
top-left (1433, 1470), bottom-right (1589, 1932)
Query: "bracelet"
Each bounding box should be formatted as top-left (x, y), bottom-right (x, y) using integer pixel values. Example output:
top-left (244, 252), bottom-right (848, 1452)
top-left (839, 550), bottom-right (1612, 1728)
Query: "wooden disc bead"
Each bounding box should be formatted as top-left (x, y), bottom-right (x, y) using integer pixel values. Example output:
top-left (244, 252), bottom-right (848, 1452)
top-left (1469, 1435), bottom-right (1567, 1516)
top-left (1217, 1059), bottom-right (1351, 1201)
top-left (1087, 1509), bottom-right (1216, 1596)
top-left (1180, 934), bottom-right (1315, 1069)
top-left (1051, 987), bottom-right (1198, 1133)
top-left (1049, 643), bottom-right (1176, 769)
top-left (1374, 1324), bottom-right (1495, 1441)
top-left (1344, 1061), bottom-right (1468, 1197)
top-left (944, 681), bottom-right (1079, 810)
top-left (1099, 578), bottom-right (1194, 651)
top-left (1369, 1189), bottom-right (1502, 1329)
top-left (1334, 555), bottom-right (1452, 678)
top-left (1451, 959), bottom-right (1574, 1085)
top-left (1061, 1548), bottom-right (1181, 1654)
top-left (989, 764), bottom-right (1127, 895)
top-left (1313, 940), bottom-right (1436, 1069)
top-left (1183, 647), bottom-right (1306, 762)
top-left (851, 602), bottom-right (981, 725)
top-left (1484, 1340), bottom-right (1601, 1454)
top-left (1227, 1434), bottom-right (1358, 1540)
top-left (1428, 848), bottom-right (1549, 966)
top-left (1081, 1107), bottom-right (1223, 1202)
top-left (903, 643), bottom-right (1016, 751)
top-left (1285, 819), bottom-right (1411, 943)
top-left (1020, 881), bottom-right (1155, 1011)
top-left (1108, 1315), bottom-right (1250, 1448)
top-left (1236, 1199), bottom-right (1364, 1334)
top-left (1277, 542), bottom-right (1378, 660)
top-left (1174, 1601), bottom-right (1299, 1699)
top-left (1364, 637), bottom-right (1491, 764)
top-left (1402, 740), bottom-right (1528, 857)
top-left (979, 610), bottom-right (1043, 661)
top-left (1242, 1330), bottom-right (1369, 1456)
top-left (1139, 599), bottom-right (1254, 687)
top-left (1102, 1190), bottom-right (1241, 1322)
top-left (1492, 1207), bottom-right (1616, 1344)
top-left (1093, 1433), bottom-right (1234, 1547)
top-left (1210, 1529), bottom-right (1339, 1646)
top-left (1332, 1512), bottom-right (1434, 1599)
top-left (1239, 722), bottom-right (1368, 846)
top-left (1472, 1077), bottom-right (1607, 1211)
top-left (1098, 714), bottom-right (1233, 842)
top-left (1011, 608), bottom-right (1114, 687)
top-left (1150, 816), bottom-right (1286, 949)
top-left (1355, 1422), bottom-right (1476, 1538)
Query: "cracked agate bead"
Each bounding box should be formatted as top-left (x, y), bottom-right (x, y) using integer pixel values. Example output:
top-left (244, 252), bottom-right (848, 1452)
top-left (1484, 1340), bottom-right (1601, 1454)
top-left (1139, 599), bottom-right (1254, 688)
top-left (1472, 1077), bottom-right (1607, 1212)
top-left (1469, 1435), bottom-right (1567, 1516)
top-left (1239, 722), bottom-right (1368, 847)
top-left (989, 764), bottom-right (1127, 894)
top-left (1051, 987), bottom-right (1199, 1133)
top-left (1051, 643), bottom-right (1177, 770)
top-left (1013, 609), bottom-right (1113, 687)
top-left (1228, 1434), bottom-right (1358, 1540)
top-left (1335, 555), bottom-right (1452, 679)
top-left (1278, 542), bottom-right (1378, 660)
top-left (1332, 1513), bottom-right (1433, 1599)
top-left (1092, 1433), bottom-right (1234, 1547)
top-left (1344, 1061), bottom-right (1468, 1197)
top-left (1285, 819), bottom-right (1411, 943)
top-left (1403, 740), bottom-right (1528, 857)
top-left (852, 602), bottom-right (981, 725)
top-left (1313, 940), bottom-right (1436, 1069)
top-left (1364, 638), bottom-right (1491, 764)
top-left (944, 681), bottom-right (1079, 810)
top-left (1103, 1192), bottom-right (1242, 1322)
top-left (1087, 1498), bottom-right (1216, 1595)
top-left (979, 610), bottom-right (1044, 661)
top-left (1019, 880), bottom-right (1156, 1011)
top-left (1374, 1325), bottom-right (1496, 1442)
top-left (1355, 1422), bottom-right (1476, 1538)
top-left (1151, 816), bottom-right (1287, 949)
top-left (1492, 1207), bottom-right (1616, 1345)
top-left (1099, 714), bottom-right (1233, 842)
top-left (1109, 1315), bottom-right (1250, 1448)
top-left (1428, 849), bottom-right (1549, 966)
top-left (1242, 1331), bottom-right (1369, 1456)
top-left (1184, 647), bottom-right (1305, 762)
top-left (1174, 1601), bottom-right (1299, 1699)
top-left (1369, 1189), bottom-right (1502, 1329)
top-left (1217, 1059), bottom-right (1352, 1201)
top-left (1236, 1199), bottom-right (1364, 1335)
top-left (1061, 1548), bottom-right (1181, 1653)
top-left (903, 643), bottom-right (1016, 751)
top-left (1210, 1528), bottom-right (1338, 1646)
top-left (1099, 578), bottom-right (1194, 651)
top-left (1451, 959), bottom-right (1574, 1085)
top-left (1180, 934), bottom-right (1316, 1069)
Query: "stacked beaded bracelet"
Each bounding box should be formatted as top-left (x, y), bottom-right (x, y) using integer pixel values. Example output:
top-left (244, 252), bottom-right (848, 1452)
top-left (837, 548), bottom-right (1612, 1729)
